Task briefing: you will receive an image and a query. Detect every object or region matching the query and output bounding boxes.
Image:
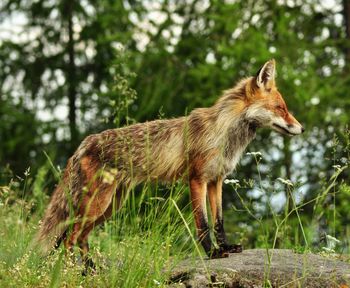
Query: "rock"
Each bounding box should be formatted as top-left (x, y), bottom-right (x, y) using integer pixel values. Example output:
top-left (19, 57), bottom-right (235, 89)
top-left (168, 249), bottom-right (350, 288)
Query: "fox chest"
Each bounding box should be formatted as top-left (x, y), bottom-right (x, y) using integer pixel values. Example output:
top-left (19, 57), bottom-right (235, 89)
top-left (204, 144), bottom-right (249, 179)
top-left (203, 126), bottom-right (256, 179)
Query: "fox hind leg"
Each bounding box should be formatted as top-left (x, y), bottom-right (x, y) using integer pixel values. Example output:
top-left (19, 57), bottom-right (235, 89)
top-left (62, 179), bottom-right (117, 271)
top-left (77, 185), bottom-right (128, 274)
top-left (77, 221), bottom-right (97, 275)
top-left (77, 201), bottom-right (114, 273)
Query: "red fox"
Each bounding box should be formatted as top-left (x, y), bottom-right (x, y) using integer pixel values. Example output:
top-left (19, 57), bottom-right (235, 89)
top-left (36, 59), bottom-right (304, 269)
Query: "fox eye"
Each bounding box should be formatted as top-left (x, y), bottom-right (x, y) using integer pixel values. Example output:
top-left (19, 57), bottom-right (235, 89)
top-left (276, 105), bottom-right (285, 112)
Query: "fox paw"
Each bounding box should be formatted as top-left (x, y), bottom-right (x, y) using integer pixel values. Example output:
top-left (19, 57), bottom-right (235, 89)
top-left (82, 258), bottom-right (97, 276)
top-left (220, 243), bottom-right (243, 253)
top-left (209, 248), bottom-right (229, 259)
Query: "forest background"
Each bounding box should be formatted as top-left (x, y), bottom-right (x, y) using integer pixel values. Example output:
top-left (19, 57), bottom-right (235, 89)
top-left (0, 0), bottom-right (349, 286)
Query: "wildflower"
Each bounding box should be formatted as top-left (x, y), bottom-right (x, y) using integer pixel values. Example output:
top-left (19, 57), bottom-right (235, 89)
top-left (277, 177), bottom-right (294, 187)
top-left (246, 151), bottom-right (262, 156)
top-left (332, 165), bottom-right (342, 171)
top-left (16, 175), bottom-right (24, 182)
top-left (322, 247), bottom-right (334, 253)
top-left (326, 234), bottom-right (341, 250)
top-left (224, 179), bottom-right (240, 185)
top-left (24, 167), bottom-right (31, 177)
top-left (321, 235), bottom-right (341, 254)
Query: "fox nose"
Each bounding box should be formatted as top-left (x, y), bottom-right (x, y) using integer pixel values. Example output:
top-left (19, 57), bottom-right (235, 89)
top-left (301, 126), bottom-right (305, 133)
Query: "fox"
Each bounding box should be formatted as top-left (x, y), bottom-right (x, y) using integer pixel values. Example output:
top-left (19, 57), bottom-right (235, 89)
top-left (36, 59), bottom-right (304, 270)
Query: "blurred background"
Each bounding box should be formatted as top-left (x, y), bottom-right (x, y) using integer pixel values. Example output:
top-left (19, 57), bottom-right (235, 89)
top-left (0, 0), bottom-right (349, 250)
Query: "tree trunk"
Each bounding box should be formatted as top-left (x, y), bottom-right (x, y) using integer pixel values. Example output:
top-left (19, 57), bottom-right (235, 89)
top-left (65, 0), bottom-right (78, 152)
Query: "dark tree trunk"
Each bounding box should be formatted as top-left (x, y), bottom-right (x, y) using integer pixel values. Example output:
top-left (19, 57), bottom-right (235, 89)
top-left (65, 0), bottom-right (78, 152)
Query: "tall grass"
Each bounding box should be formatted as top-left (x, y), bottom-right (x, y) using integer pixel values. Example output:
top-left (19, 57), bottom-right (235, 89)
top-left (0, 130), bottom-right (349, 287)
top-left (0, 168), bottom-right (200, 287)
top-left (222, 148), bottom-right (349, 287)
top-left (1, 159), bottom-right (348, 287)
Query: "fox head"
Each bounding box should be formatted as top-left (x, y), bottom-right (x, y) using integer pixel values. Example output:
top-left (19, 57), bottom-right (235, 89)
top-left (245, 59), bottom-right (304, 136)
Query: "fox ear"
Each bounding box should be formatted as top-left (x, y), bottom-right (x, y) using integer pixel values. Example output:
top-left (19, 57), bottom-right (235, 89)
top-left (256, 59), bottom-right (276, 89)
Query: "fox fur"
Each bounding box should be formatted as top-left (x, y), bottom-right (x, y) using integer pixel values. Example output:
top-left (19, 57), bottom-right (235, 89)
top-left (36, 59), bottom-right (303, 263)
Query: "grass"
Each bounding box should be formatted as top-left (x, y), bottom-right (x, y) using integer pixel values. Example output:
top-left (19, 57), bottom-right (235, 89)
top-left (0, 152), bottom-right (349, 287)
top-left (0, 178), bottom-right (198, 288)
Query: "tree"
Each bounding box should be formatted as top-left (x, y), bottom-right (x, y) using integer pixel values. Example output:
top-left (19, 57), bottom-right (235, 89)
top-left (0, 0), bottom-right (137, 173)
top-left (0, 1), bottom-right (349, 239)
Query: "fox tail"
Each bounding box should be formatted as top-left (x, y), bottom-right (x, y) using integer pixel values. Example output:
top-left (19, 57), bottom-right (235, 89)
top-left (33, 184), bottom-right (70, 254)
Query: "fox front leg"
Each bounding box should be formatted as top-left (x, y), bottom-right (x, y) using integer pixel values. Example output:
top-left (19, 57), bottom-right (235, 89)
top-left (208, 178), bottom-right (243, 254)
top-left (190, 178), bottom-right (228, 258)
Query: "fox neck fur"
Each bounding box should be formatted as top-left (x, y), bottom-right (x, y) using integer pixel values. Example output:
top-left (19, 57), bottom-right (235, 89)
top-left (186, 78), bottom-right (257, 181)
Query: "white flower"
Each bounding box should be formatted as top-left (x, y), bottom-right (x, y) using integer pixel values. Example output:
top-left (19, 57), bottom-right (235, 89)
top-left (246, 151), bottom-right (262, 156)
top-left (332, 165), bottom-right (342, 171)
top-left (326, 234), bottom-right (340, 249)
top-left (24, 167), bottom-right (31, 177)
top-left (326, 234), bottom-right (340, 243)
top-left (277, 177), bottom-right (294, 187)
top-left (224, 179), bottom-right (240, 185)
top-left (322, 247), bottom-right (334, 253)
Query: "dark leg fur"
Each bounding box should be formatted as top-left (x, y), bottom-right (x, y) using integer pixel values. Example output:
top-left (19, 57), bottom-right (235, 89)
top-left (208, 179), bottom-right (243, 256)
top-left (77, 223), bottom-right (97, 275)
top-left (190, 178), bottom-right (229, 258)
top-left (79, 239), bottom-right (96, 276)
top-left (198, 215), bottom-right (232, 259)
top-left (215, 219), bottom-right (242, 253)
top-left (197, 213), bottom-right (212, 254)
top-left (53, 230), bottom-right (67, 250)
